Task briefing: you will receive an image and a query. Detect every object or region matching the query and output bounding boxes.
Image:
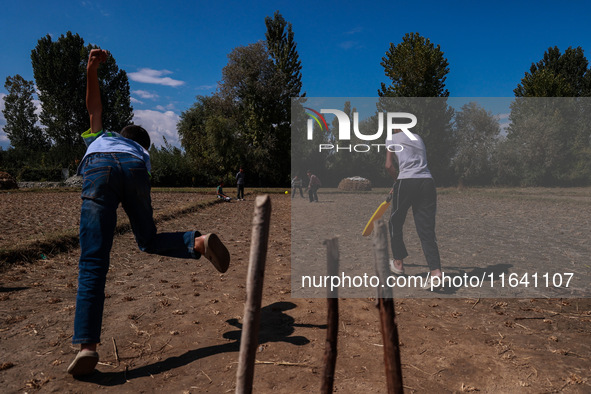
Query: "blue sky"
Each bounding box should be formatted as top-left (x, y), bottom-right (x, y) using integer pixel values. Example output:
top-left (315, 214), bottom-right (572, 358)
top-left (1, 0), bottom-right (590, 149)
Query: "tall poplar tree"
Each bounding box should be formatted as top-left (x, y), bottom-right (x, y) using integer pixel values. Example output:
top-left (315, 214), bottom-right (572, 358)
top-left (379, 32), bottom-right (455, 184)
top-left (265, 11), bottom-right (304, 100)
top-left (2, 74), bottom-right (48, 151)
top-left (265, 11), bottom-right (305, 185)
top-left (31, 32), bottom-right (133, 149)
top-left (179, 13), bottom-right (305, 186)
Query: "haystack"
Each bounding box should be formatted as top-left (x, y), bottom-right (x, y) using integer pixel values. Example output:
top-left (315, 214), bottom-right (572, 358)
top-left (0, 171), bottom-right (18, 190)
top-left (338, 176), bottom-right (372, 191)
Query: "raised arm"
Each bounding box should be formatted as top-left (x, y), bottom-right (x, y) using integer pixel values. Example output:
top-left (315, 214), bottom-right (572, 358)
top-left (86, 49), bottom-right (108, 133)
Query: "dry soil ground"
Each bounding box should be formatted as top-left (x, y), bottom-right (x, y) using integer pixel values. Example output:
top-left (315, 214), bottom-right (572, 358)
top-left (0, 188), bottom-right (590, 393)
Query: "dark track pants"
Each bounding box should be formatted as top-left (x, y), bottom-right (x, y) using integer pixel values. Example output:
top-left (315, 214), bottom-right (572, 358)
top-left (388, 178), bottom-right (441, 271)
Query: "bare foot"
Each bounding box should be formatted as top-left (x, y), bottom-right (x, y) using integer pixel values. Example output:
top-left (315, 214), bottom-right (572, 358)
top-left (81, 343), bottom-right (97, 352)
top-left (194, 235), bottom-right (206, 255)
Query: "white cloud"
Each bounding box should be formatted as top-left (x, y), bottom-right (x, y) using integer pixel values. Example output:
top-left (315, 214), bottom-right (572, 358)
top-left (80, 1), bottom-right (110, 17)
top-left (128, 68), bottom-right (185, 87)
top-left (130, 97), bottom-right (144, 105)
top-left (345, 27), bottom-right (363, 35)
top-left (133, 109), bottom-right (180, 148)
top-left (155, 103), bottom-right (175, 111)
top-left (496, 113), bottom-right (511, 136)
top-left (196, 84), bottom-right (217, 91)
top-left (133, 90), bottom-right (159, 100)
top-left (0, 134), bottom-right (9, 150)
top-left (33, 99), bottom-right (42, 116)
top-left (339, 40), bottom-right (360, 50)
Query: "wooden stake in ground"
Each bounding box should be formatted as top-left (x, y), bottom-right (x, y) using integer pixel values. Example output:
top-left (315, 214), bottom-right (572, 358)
top-left (373, 219), bottom-right (404, 394)
top-left (236, 195), bottom-right (272, 394)
top-left (321, 238), bottom-right (339, 394)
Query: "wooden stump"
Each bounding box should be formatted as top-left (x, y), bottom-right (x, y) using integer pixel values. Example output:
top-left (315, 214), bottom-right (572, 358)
top-left (236, 195), bottom-right (272, 394)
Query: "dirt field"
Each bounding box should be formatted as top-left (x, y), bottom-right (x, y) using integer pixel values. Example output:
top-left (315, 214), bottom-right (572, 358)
top-left (1, 188), bottom-right (590, 393)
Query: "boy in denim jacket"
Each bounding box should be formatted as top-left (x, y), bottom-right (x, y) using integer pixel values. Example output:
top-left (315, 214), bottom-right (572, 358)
top-left (68, 49), bottom-right (230, 376)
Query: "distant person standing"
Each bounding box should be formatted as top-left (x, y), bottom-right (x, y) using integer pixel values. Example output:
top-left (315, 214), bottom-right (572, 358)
top-left (306, 170), bottom-right (321, 202)
top-left (291, 175), bottom-right (304, 198)
top-left (236, 167), bottom-right (245, 200)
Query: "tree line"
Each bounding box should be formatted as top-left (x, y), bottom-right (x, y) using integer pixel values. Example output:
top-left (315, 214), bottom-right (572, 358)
top-left (294, 33), bottom-right (591, 187)
top-left (1, 18), bottom-right (590, 187)
top-left (1, 32), bottom-right (133, 181)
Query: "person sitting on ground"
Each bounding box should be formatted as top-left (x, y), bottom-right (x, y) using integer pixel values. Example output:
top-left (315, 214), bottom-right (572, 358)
top-left (67, 48), bottom-right (231, 377)
top-left (216, 181), bottom-right (232, 202)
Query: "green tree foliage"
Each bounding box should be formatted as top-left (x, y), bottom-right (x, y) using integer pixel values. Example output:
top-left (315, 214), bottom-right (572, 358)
top-left (179, 43), bottom-right (282, 185)
top-left (3, 74), bottom-right (48, 151)
top-left (265, 11), bottom-right (304, 100)
top-left (514, 46), bottom-right (591, 97)
top-left (504, 46), bottom-right (591, 186)
top-left (289, 101), bottom-right (330, 182)
top-left (453, 102), bottom-right (500, 185)
top-left (219, 41), bottom-right (281, 149)
top-left (180, 13), bottom-right (304, 187)
top-left (149, 137), bottom-right (202, 187)
top-left (503, 98), bottom-right (589, 186)
top-left (378, 33), bottom-right (455, 184)
top-left (31, 32), bottom-right (86, 148)
top-left (219, 41), bottom-right (283, 184)
top-left (0, 31), bottom-right (135, 179)
top-left (31, 32), bottom-right (133, 151)
top-left (178, 96), bottom-right (220, 170)
top-left (379, 32), bottom-right (450, 98)
top-left (265, 11), bottom-right (305, 184)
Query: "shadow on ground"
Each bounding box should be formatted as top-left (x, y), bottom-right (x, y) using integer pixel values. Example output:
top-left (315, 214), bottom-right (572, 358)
top-left (76, 301), bottom-right (325, 387)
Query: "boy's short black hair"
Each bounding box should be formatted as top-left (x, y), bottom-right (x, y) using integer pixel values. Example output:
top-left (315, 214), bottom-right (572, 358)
top-left (121, 124), bottom-right (151, 150)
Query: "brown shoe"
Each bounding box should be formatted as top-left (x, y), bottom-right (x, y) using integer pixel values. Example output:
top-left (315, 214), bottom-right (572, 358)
top-left (203, 233), bottom-right (230, 273)
top-left (67, 349), bottom-right (99, 376)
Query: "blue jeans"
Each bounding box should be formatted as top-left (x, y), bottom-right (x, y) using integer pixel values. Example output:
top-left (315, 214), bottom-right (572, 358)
top-left (73, 153), bottom-right (201, 344)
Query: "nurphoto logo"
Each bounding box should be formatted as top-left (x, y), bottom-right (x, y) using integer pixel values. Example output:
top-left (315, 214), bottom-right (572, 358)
top-left (305, 108), bottom-right (417, 153)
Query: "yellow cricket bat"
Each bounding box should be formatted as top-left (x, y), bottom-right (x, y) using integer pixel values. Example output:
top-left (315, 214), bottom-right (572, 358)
top-left (362, 194), bottom-right (393, 236)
